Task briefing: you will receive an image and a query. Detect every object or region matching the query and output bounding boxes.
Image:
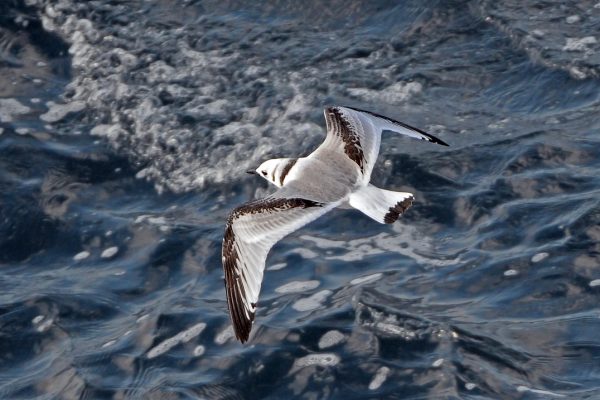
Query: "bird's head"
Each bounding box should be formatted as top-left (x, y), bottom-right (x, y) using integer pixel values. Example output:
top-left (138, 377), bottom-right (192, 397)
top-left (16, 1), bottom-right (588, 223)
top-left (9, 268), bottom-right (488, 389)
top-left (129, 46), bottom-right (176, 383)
top-left (247, 158), bottom-right (298, 188)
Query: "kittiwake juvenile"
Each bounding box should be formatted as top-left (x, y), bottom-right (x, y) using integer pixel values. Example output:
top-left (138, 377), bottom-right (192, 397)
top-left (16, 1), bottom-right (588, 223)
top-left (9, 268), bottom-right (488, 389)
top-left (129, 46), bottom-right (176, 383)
top-left (222, 106), bottom-right (448, 342)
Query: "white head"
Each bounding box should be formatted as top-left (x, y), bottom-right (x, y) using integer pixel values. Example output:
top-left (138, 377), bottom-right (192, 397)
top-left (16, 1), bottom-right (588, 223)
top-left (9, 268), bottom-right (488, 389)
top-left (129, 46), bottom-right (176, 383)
top-left (248, 158), bottom-right (298, 187)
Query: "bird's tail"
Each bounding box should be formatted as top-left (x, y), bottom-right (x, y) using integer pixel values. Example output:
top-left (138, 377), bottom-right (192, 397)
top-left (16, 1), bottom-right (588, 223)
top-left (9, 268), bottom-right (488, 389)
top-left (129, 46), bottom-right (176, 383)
top-left (348, 184), bottom-right (414, 224)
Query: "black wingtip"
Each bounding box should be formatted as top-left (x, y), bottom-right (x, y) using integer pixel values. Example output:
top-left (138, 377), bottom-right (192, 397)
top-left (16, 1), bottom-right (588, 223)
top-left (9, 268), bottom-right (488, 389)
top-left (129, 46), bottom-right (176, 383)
top-left (233, 315), bottom-right (253, 344)
top-left (430, 137), bottom-right (450, 147)
top-left (237, 331), bottom-right (249, 343)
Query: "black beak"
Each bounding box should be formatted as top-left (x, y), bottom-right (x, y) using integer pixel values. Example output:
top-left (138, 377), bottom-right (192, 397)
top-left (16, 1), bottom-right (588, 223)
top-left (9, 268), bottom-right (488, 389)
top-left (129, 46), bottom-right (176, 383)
top-left (246, 170), bottom-right (257, 175)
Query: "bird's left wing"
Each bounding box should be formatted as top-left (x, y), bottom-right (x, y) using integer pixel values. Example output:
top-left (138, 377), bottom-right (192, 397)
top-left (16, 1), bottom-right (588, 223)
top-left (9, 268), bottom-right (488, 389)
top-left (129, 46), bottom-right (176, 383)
top-left (318, 106), bottom-right (448, 184)
top-left (222, 190), bottom-right (339, 342)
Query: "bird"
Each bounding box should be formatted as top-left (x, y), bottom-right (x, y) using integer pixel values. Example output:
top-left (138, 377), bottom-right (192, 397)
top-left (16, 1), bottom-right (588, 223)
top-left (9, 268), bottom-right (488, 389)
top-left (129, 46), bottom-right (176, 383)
top-left (222, 105), bottom-right (448, 342)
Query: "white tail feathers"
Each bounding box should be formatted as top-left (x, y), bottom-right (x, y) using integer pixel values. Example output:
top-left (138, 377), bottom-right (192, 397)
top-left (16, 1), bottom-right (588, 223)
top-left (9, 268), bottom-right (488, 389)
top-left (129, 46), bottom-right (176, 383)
top-left (348, 185), bottom-right (413, 224)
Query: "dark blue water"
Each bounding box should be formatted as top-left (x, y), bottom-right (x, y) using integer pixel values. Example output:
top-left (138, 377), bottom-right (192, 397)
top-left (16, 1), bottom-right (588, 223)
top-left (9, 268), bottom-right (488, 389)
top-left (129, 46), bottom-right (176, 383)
top-left (1, 0), bottom-right (600, 398)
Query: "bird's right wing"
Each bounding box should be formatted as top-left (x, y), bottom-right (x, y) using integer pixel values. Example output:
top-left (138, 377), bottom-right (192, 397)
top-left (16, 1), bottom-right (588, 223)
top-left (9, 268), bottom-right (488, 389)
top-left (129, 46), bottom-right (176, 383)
top-left (222, 189), bottom-right (339, 342)
top-left (316, 106), bottom-right (448, 184)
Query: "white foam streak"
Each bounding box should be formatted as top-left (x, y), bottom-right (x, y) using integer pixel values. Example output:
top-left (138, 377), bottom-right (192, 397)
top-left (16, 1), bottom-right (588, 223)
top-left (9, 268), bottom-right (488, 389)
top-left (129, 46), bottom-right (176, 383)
top-left (350, 273), bottom-right (382, 286)
top-left (290, 353), bottom-right (340, 373)
top-left (40, 100), bottom-right (86, 122)
top-left (368, 366), bottom-right (390, 390)
top-left (147, 322), bottom-right (206, 359)
top-left (0, 99), bottom-right (30, 123)
top-left (73, 251), bottom-right (90, 261)
top-left (275, 280), bottom-right (320, 294)
top-left (348, 81), bottom-right (422, 104)
top-left (301, 224), bottom-right (457, 266)
top-left (516, 385), bottom-right (565, 398)
top-left (318, 330), bottom-right (346, 349)
top-left (292, 290), bottom-right (332, 312)
top-left (100, 246), bottom-right (119, 258)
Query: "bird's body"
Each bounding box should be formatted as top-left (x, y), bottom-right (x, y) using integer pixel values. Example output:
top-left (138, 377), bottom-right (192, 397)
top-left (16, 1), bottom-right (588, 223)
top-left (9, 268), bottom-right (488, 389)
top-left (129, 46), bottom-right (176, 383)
top-left (289, 156), bottom-right (357, 202)
top-left (222, 106), bottom-right (448, 342)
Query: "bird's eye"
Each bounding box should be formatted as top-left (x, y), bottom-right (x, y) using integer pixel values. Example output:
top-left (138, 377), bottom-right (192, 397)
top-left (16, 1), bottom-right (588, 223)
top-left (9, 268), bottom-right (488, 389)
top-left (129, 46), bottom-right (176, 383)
top-left (262, 171), bottom-right (267, 176)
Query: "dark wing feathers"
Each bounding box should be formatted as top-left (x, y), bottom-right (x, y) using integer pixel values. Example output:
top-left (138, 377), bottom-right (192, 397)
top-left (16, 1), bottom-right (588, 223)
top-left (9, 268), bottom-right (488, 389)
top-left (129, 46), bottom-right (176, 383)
top-left (223, 222), bottom-right (254, 341)
top-left (323, 106), bottom-right (366, 173)
top-left (222, 196), bottom-right (328, 343)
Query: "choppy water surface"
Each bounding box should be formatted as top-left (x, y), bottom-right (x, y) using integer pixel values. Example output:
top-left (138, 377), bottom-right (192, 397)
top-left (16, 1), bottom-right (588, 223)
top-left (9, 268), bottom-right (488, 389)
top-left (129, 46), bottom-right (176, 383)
top-left (1, 0), bottom-right (599, 398)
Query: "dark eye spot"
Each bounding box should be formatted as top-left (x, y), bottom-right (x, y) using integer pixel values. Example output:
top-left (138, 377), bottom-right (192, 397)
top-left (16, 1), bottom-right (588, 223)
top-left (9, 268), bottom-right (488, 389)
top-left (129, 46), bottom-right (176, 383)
top-left (262, 171), bottom-right (267, 176)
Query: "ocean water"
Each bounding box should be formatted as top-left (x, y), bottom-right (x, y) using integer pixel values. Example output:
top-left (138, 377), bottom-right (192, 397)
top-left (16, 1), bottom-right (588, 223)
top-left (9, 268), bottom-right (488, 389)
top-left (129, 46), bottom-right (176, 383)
top-left (1, 0), bottom-right (599, 398)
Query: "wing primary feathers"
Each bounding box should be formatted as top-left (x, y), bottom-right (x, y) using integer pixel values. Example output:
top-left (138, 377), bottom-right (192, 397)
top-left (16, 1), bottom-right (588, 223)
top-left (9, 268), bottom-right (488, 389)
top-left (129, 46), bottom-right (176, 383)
top-left (223, 225), bottom-right (253, 341)
top-left (222, 197), bottom-right (324, 343)
top-left (342, 105), bottom-right (449, 146)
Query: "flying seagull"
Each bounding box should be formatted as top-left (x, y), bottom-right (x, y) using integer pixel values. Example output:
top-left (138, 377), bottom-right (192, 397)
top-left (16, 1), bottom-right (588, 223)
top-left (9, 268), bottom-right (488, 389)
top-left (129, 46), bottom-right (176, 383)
top-left (222, 106), bottom-right (448, 342)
